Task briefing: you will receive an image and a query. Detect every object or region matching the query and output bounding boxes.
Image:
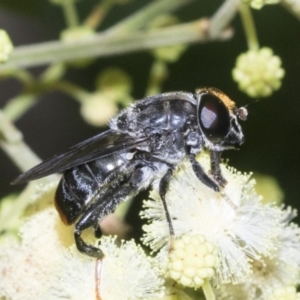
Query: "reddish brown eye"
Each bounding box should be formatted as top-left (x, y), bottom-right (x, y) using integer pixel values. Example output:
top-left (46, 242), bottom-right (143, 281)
top-left (198, 92), bottom-right (230, 143)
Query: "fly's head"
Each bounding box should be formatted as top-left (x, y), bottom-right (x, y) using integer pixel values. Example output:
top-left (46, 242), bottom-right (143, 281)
top-left (196, 87), bottom-right (247, 151)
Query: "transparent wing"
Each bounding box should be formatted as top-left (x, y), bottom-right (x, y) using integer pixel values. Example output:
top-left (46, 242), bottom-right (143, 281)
top-left (12, 130), bottom-right (148, 184)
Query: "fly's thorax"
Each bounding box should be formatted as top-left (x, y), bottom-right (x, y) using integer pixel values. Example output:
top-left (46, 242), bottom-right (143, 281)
top-left (110, 94), bottom-right (197, 135)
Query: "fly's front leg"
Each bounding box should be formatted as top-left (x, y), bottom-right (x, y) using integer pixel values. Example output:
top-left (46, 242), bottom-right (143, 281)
top-left (189, 153), bottom-right (219, 192)
top-left (210, 150), bottom-right (227, 187)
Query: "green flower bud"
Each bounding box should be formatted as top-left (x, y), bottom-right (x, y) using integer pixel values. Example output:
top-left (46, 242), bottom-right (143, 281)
top-left (95, 68), bottom-right (133, 104)
top-left (0, 29), bottom-right (13, 63)
top-left (232, 47), bottom-right (285, 98)
top-left (168, 234), bottom-right (218, 289)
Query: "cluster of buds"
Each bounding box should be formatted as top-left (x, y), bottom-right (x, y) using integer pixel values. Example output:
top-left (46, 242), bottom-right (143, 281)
top-left (232, 47), bottom-right (285, 98)
top-left (168, 235), bottom-right (219, 289)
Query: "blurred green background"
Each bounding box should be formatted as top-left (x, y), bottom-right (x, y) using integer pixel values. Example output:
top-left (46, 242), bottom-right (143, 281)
top-left (0, 0), bottom-right (299, 230)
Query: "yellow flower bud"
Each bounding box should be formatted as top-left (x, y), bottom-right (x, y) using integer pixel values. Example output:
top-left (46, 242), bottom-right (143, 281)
top-left (80, 92), bottom-right (118, 127)
top-left (95, 68), bottom-right (132, 101)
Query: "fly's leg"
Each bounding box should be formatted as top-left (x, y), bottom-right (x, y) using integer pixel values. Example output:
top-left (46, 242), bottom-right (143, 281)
top-left (159, 168), bottom-right (175, 249)
top-left (159, 168), bottom-right (174, 235)
top-left (189, 153), bottom-right (219, 192)
top-left (75, 211), bottom-right (105, 258)
top-left (210, 150), bottom-right (227, 186)
top-left (91, 161), bottom-right (140, 240)
top-left (93, 224), bottom-right (102, 238)
top-left (134, 153), bottom-right (175, 237)
top-left (74, 182), bottom-right (138, 258)
top-left (133, 153), bottom-right (176, 248)
top-left (74, 155), bottom-right (155, 258)
top-left (189, 152), bottom-right (237, 210)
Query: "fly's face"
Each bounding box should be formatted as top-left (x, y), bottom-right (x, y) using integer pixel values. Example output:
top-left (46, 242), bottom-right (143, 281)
top-left (196, 87), bottom-right (247, 151)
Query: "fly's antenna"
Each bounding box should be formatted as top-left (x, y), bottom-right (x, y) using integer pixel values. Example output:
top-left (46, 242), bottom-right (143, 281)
top-left (237, 99), bottom-right (260, 121)
top-left (243, 99), bottom-right (260, 109)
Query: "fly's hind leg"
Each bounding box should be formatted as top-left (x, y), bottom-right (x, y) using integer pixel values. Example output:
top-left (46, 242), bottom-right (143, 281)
top-left (73, 156), bottom-right (154, 258)
top-left (93, 223), bottom-right (102, 238)
top-left (74, 206), bottom-right (105, 258)
top-left (74, 181), bottom-right (139, 258)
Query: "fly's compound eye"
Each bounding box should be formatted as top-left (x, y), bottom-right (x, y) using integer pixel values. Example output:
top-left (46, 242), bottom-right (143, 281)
top-left (198, 92), bottom-right (230, 143)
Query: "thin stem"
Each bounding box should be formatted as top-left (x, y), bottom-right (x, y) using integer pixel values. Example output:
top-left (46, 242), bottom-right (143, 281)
top-left (40, 63), bottom-right (66, 84)
top-left (239, 3), bottom-right (259, 51)
top-left (0, 68), bottom-right (35, 86)
top-left (50, 80), bottom-right (90, 102)
top-left (105, 0), bottom-right (195, 35)
top-left (0, 110), bottom-right (41, 172)
top-left (84, 4), bottom-right (108, 29)
top-left (0, 19), bottom-right (233, 71)
top-left (0, 112), bottom-right (59, 233)
top-left (145, 60), bottom-right (168, 96)
top-left (2, 79), bottom-right (88, 121)
top-left (202, 280), bottom-right (215, 300)
top-left (62, 0), bottom-right (79, 28)
top-left (209, 0), bottom-right (240, 38)
top-left (3, 93), bottom-right (37, 121)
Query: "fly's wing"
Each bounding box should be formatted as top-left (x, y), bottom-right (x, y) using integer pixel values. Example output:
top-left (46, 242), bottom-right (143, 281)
top-left (12, 130), bottom-right (148, 184)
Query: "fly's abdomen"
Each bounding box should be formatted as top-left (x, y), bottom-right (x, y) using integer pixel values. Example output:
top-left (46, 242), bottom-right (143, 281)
top-left (55, 154), bottom-right (128, 225)
top-left (55, 164), bottom-right (100, 225)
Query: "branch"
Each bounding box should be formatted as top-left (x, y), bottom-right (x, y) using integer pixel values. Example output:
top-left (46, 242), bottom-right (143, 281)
top-left (0, 110), bottom-right (41, 172)
top-left (105, 0), bottom-right (195, 35)
top-left (0, 19), bottom-right (233, 71)
top-left (208, 0), bottom-right (240, 38)
top-left (2, 93), bottom-right (38, 121)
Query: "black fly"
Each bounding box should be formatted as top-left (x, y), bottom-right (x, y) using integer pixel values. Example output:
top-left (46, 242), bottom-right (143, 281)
top-left (13, 87), bottom-right (247, 258)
